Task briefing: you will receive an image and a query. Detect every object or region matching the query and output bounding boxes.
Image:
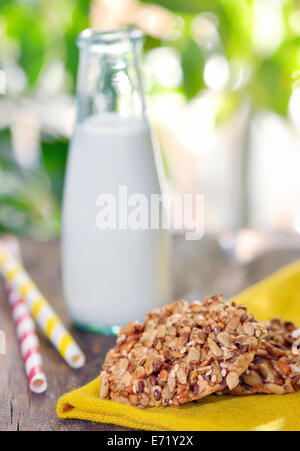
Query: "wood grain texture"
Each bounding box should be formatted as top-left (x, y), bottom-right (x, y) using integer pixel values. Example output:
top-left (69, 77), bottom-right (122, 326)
top-left (0, 235), bottom-right (299, 430)
top-left (0, 239), bottom-right (128, 431)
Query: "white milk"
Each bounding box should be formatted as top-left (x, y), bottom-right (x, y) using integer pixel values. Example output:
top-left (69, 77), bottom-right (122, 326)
top-left (62, 113), bottom-right (171, 329)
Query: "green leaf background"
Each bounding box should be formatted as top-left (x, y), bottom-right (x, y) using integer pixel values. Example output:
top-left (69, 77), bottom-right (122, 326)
top-left (0, 0), bottom-right (299, 236)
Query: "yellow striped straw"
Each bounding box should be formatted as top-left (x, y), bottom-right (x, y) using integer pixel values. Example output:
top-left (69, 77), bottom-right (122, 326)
top-left (0, 240), bottom-right (85, 369)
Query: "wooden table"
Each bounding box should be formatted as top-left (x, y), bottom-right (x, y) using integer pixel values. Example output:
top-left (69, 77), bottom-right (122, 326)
top-left (1, 234), bottom-right (300, 430)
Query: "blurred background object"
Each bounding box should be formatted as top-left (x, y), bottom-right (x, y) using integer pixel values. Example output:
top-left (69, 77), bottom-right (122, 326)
top-left (1, 0), bottom-right (300, 239)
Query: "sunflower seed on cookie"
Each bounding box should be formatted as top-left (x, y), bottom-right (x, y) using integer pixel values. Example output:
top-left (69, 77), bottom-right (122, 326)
top-left (99, 295), bottom-right (267, 407)
top-left (225, 319), bottom-right (300, 395)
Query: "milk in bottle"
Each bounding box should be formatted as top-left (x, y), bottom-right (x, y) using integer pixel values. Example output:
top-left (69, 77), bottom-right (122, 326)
top-left (62, 29), bottom-right (171, 333)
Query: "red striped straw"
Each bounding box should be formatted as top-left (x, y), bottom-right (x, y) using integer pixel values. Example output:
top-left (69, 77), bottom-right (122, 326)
top-left (2, 237), bottom-right (47, 394)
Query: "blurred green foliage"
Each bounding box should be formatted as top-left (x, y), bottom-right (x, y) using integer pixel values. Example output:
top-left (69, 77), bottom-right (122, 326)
top-left (0, 0), bottom-right (300, 237)
top-left (1, 0), bottom-right (90, 90)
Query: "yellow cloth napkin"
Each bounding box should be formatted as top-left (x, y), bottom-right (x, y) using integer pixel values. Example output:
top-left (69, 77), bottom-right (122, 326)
top-left (57, 260), bottom-right (300, 431)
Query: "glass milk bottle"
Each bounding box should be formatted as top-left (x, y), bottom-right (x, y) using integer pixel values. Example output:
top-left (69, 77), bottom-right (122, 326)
top-left (62, 29), bottom-right (171, 333)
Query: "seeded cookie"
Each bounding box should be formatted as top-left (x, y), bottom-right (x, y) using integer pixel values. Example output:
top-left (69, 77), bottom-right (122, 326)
top-left (99, 295), bottom-right (267, 408)
top-left (226, 319), bottom-right (300, 395)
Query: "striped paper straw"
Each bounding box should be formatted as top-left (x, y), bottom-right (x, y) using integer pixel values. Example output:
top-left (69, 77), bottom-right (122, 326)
top-left (2, 235), bottom-right (21, 261)
top-left (0, 240), bottom-right (85, 369)
top-left (7, 285), bottom-right (48, 394)
top-left (1, 237), bottom-right (47, 394)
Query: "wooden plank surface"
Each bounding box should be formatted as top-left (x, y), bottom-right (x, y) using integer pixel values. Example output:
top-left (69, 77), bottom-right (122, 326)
top-left (0, 235), bottom-right (299, 430)
top-left (0, 240), bottom-right (128, 431)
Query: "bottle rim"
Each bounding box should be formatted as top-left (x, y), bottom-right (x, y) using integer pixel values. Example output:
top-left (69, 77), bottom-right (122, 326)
top-left (77, 28), bottom-right (144, 48)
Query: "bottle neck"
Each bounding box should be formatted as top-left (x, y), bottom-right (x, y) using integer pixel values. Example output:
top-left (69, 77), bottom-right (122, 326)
top-left (76, 29), bottom-right (146, 123)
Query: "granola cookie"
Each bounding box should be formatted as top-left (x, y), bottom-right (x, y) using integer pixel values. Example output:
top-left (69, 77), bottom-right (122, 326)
top-left (226, 319), bottom-right (300, 395)
top-left (99, 295), bottom-right (267, 408)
